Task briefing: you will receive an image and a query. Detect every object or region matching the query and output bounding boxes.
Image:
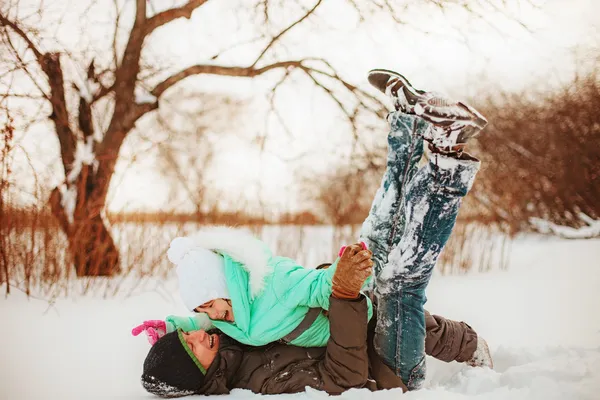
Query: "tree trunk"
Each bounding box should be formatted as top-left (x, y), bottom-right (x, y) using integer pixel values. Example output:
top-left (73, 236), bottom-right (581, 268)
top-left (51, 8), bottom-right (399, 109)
top-left (70, 215), bottom-right (120, 276)
top-left (49, 174), bottom-right (121, 277)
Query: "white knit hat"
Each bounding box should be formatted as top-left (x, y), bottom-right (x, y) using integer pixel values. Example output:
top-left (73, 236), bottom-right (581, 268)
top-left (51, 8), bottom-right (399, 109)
top-left (168, 237), bottom-right (230, 312)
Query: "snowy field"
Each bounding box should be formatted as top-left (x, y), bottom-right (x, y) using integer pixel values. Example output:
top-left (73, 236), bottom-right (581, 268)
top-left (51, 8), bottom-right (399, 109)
top-left (1, 235), bottom-right (599, 400)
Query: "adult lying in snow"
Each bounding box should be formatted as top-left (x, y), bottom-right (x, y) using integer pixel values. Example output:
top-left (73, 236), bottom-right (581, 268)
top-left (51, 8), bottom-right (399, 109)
top-left (138, 68), bottom-right (493, 396)
top-left (140, 247), bottom-right (491, 397)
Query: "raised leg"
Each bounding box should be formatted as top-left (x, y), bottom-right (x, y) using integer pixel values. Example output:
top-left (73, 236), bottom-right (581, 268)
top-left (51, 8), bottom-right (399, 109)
top-left (373, 152), bottom-right (480, 390)
top-left (359, 112), bottom-right (429, 278)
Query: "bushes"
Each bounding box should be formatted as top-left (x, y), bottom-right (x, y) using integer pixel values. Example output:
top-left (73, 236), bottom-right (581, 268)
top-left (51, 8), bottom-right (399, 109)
top-left (471, 71), bottom-right (600, 233)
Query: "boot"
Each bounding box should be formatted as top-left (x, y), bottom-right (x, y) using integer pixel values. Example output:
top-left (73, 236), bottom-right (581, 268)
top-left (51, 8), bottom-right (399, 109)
top-left (368, 69), bottom-right (488, 151)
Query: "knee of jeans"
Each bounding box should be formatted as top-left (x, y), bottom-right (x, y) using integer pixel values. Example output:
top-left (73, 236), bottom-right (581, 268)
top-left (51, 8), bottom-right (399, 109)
top-left (397, 263), bottom-right (436, 287)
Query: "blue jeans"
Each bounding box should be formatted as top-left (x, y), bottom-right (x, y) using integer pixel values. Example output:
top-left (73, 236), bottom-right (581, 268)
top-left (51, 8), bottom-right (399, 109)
top-left (360, 111), bottom-right (480, 390)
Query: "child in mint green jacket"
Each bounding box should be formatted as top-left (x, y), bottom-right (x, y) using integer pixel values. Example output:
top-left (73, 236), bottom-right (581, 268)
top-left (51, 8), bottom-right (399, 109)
top-left (133, 227), bottom-right (373, 347)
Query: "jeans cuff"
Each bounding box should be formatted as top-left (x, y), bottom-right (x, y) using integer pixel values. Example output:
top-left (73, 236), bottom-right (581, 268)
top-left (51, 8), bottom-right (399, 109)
top-left (429, 153), bottom-right (480, 196)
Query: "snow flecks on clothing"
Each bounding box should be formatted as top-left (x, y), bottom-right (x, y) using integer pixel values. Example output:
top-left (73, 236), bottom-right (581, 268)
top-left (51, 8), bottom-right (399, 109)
top-left (433, 152), bottom-right (475, 171)
top-left (381, 200), bottom-right (430, 283)
top-left (141, 376), bottom-right (194, 398)
top-left (360, 184), bottom-right (397, 249)
top-left (414, 103), bottom-right (424, 116)
top-left (135, 85), bottom-right (158, 105)
top-left (388, 116), bottom-right (414, 139)
top-left (530, 213), bottom-right (600, 239)
top-left (66, 136), bottom-right (97, 183)
top-left (432, 153), bottom-right (479, 192)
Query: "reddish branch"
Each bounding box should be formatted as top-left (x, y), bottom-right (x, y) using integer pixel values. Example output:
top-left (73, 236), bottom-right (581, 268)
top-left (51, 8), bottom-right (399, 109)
top-left (144, 0), bottom-right (208, 34)
top-left (152, 61), bottom-right (307, 98)
top-left (112, 0), bottom-right (147, 107)
top-left (0, 13), bottom-right (43, 60)
top-left (77, 62), bottom-right (95, 139)
top-left (1, 12), bottom-right (77, 174)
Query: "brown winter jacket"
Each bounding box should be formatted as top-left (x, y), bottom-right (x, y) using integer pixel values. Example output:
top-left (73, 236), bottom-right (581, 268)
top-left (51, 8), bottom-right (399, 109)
top-left (196, 296), bottom-right (478, 395)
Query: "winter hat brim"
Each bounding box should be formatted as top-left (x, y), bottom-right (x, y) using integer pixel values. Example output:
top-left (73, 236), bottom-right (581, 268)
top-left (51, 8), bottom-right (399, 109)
top-left (176, 329), bottom-right (206, 374)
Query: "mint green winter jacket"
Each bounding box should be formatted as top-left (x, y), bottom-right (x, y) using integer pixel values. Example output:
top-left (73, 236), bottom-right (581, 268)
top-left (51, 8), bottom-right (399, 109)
top-left (167, 226), bottom-right (373, 347)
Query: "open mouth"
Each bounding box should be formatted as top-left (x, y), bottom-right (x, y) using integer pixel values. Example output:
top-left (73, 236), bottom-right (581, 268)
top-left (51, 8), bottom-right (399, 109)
top-left (209, 335), bottom-right (215, 348)
top-left (221, 310), bottom-right (228, 320)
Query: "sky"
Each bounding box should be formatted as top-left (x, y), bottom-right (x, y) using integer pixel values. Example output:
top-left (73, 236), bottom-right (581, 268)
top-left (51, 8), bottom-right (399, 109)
top-left (4, 0), bottom-right (600, 213)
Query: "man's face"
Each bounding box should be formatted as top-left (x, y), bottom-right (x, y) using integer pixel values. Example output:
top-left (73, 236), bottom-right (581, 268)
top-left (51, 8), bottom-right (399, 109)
top-left (194, 298), bottom-right (234, 322)
top-left (181, 330), bottom-right (220, 370)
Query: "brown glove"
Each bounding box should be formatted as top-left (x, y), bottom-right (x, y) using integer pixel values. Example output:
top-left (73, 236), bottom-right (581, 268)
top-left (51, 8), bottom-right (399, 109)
top-left (332, 243), bottom-right (374, 300)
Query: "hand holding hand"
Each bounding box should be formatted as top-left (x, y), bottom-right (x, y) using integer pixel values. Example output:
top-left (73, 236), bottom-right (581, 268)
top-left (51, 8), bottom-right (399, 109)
top-left (332, 243), bottom-right (373, 300)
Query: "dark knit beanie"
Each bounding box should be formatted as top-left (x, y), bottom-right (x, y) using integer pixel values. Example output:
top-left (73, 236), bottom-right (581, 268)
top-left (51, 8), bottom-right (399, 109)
top-left (141, 329), bottom-right (206, 398)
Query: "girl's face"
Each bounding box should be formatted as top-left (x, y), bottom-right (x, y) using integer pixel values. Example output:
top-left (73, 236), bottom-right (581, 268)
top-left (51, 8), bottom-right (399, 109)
top-left (194, 298), bottom-right (234, 322)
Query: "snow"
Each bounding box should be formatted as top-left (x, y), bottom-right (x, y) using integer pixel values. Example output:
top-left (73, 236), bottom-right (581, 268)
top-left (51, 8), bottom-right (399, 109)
top-left (530, 213), bottom-right (600, 239)
top-left (1, 235), bottom-right (599, 400)
top-left (385, 200), bottom-right (430, 280)
top-left (75, 77), bottom-right (99, 103)
top-left (66, 136), bottom-right (97, 183)
top-left (58, 183), bottom-right (77, 224)
top-left (135, 85), bottom-right (158, 105)
top-left (60, 136), bottom-right (99, 223)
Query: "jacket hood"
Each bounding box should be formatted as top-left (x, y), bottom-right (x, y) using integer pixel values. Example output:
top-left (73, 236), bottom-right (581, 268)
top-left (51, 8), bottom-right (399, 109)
top-left (168, 226), bottom-right (273, 299)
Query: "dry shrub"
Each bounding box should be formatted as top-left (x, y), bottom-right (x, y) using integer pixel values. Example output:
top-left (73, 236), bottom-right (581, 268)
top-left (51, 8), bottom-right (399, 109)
top-left (472, 70), bottom-right (600, 232)
top-left (437, 69), bottom-right (600, 270)
top-left (437, 221), bottom-right (512, 274)
top-left (0, 208), bottom-right (180, 298)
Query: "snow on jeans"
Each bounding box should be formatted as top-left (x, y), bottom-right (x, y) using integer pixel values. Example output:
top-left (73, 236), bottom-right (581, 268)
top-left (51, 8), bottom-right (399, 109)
top-left (359, 111), bottom-right (480, 390)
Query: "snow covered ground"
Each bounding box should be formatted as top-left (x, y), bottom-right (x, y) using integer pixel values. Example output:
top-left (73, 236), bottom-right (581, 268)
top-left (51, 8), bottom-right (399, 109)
top-left (1, 235), bottom-right (599, 400)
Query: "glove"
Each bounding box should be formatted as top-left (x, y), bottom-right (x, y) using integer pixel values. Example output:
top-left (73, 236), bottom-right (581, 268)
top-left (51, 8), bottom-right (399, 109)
top-left (338, 241), bottom-right (368, 257)
top-left (132, 320), bottom-right (167, 345)
top-left (332, 243), bottom-right (373, 300)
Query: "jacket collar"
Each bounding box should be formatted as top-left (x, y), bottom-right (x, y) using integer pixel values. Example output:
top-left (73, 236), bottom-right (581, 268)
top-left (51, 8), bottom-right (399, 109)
top-left (187, 226), bottom-right (273, 298)
top-left (198, 334), bottom-right (244, 395)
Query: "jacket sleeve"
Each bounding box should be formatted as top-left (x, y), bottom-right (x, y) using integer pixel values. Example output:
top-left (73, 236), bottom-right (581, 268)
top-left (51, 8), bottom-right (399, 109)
top-left (271, 259), bottom-right (337, 310)
top-left (317, 295), bottom-right (369, 393)
top-left (164, 313), bottom-right (213, 333)
top-left (425, 311), bottom-right (478, 362)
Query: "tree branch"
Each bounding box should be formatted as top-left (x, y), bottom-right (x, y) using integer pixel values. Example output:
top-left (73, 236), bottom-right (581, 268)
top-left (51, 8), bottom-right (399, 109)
top-left (251, 0), bottom-right (323, 68)
top-left (113, 0), bottom-right (146, 106)
top-left (77, 62), bottom-right (95, 139)
top-left (0, 12), bottom-right (77, 175)
top-left (40, 53), bottom-right (77, 173)
top-left (144, 0), bottom-right (209, 35)
top-left (152, 61), bottom-right (305, 98)
top-left (1, 29), bottom-right (49, 100)
top-left (0, 12), bottom-right (44, 61)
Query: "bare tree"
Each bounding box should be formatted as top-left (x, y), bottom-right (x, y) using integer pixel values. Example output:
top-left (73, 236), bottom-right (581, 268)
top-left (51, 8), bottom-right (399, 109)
top-left (0, 0), bottom-right (531, 276)
top-left (0, 0), bottom-right (386, 275)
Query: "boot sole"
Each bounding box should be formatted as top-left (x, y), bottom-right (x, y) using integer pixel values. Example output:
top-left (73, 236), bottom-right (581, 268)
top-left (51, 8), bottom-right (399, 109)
top-left (368, 69), bottom-right (488, 132)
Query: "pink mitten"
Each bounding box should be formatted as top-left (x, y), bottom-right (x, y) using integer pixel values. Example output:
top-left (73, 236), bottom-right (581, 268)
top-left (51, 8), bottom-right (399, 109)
top-left (338, 241), bottom-right (368, 257)
top-left (132, 320), bottom-right (167, 345)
